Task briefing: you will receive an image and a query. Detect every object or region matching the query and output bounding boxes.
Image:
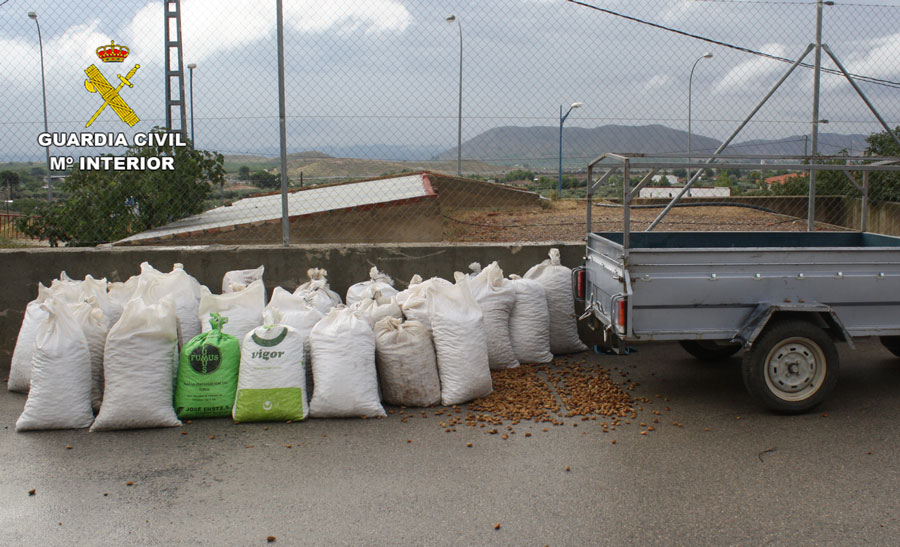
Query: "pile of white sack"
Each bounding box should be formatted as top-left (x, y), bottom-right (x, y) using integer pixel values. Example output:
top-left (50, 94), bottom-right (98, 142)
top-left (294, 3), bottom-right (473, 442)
top-left (8, 250), bottom-right (586, 431)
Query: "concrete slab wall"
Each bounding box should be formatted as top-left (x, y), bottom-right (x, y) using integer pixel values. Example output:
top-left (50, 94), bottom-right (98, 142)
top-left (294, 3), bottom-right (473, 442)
top-left (0, 243), bottom-right (585, 376)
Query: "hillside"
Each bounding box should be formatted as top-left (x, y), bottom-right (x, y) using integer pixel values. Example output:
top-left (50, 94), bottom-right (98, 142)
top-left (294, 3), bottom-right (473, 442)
top-left (436, 124), bottom-right (721, 164)
top-left (436, 125), bottom-right (870, 165)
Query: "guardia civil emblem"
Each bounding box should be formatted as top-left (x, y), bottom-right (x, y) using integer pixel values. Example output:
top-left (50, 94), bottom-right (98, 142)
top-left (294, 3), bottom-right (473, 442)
top-left (83, 40), bottom-right (140, 127)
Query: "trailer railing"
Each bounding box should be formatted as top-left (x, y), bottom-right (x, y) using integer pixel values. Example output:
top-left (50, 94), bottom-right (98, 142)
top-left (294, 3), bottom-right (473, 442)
top-left (585, 153), bottom-right (900, 254)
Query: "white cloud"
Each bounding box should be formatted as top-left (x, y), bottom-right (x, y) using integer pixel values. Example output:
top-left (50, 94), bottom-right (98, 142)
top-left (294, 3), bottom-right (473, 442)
top-left (0, 21), bottom-right (113, 91)
top-left (284, 0), bottom-right (411, 35)
top-left (713, 43), bottom-right (788, 93)
top-left (644, 74), bottom-right (671, 90)
top-left (841, 33), bottom-right (900, 80)
top-left (123, 0), bottom-right (412, 64)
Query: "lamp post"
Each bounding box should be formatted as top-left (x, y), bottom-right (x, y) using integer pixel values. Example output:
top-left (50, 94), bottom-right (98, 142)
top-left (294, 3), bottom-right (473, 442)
top-left (28, 11), bottom-right (51, 202)
top-left (446, 14), bottom-right (462, 177)
top-left (688, 52), bottom-right (712, 193)
top-left (187, 63), bottom-right (196, 146)
top-left (558, 102), bottom-right (583, 197)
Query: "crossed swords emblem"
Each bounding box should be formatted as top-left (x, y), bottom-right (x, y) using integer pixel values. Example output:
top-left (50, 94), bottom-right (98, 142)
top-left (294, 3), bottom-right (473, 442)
top-left (84, 63), bottom-right (140, 127)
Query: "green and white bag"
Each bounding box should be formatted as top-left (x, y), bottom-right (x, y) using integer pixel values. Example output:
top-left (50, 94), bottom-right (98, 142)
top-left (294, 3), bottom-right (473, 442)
top-left (233, 317), bottom-right (307, 423)
top-left (174, 313), bottom-right (241, 419)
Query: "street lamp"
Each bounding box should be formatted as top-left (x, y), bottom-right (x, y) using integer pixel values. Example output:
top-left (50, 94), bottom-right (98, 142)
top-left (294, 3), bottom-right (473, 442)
top-left (687, 52), bottom-right (712, 194)
top-left (446, 14), bottom-right (462, 177)
top-left (187, 63), bottom-right (197, 146)
top-left (558, 102), bottom-right (583, 197)
top-left (28, 11), bottom-right (52, 202)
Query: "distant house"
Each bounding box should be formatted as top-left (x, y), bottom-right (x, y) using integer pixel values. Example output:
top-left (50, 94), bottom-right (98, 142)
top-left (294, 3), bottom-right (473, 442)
top-left (651, 174), bottom-right (680, 186)
top-left (765, 173), bottom-right (805, 186)
top-left (639, 186), bottom-right (731, 198)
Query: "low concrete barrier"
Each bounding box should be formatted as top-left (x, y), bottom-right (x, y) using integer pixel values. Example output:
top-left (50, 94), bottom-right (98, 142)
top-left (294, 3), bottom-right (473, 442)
top-left (0, 242), bottom-right (585, 376)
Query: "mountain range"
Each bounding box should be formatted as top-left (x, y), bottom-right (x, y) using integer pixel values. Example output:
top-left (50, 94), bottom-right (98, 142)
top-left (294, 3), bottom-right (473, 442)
top-left (435, 124), bottom-right (870, 165)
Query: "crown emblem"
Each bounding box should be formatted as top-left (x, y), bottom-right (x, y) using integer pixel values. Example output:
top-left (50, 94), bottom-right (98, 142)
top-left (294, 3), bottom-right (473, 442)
top-left (96, 40), bottom-right (129, 63)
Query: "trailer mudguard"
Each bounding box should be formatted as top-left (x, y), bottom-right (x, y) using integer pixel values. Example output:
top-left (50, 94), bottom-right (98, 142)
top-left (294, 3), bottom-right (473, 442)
top-left (735, 302), bottom-right (855, 349)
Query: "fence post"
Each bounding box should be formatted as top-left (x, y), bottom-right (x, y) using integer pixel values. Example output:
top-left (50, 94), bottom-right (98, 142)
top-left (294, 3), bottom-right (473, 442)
top-left (276, 0), bottom-right (290, 247)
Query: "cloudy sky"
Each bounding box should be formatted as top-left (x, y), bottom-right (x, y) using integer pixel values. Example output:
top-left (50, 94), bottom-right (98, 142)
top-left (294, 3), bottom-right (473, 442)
top-left (3, 0), bottom-right (900, 161)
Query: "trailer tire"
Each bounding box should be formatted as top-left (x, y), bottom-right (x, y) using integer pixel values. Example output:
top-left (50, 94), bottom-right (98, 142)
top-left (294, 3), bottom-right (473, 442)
top-left (742, 320), bottom-right (838, 414)
top-left (679, 340), bottom-right (741, 362)
top-left (880, 336), bottom-right (900, 357)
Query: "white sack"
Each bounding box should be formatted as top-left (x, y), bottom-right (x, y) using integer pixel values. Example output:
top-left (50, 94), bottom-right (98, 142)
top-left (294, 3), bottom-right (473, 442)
top-left (428, 274), bottom-right (492, 405)
top-left (80, 275), bottom-right (122, 327)
top-left (469, 262), bottom-right (519, 370)
top-left (198, 279), bottom-right (266, 345)
top-left (108, 274), bottom-right (140, 312)
top-left (350, 286), bottom-right (403, 327)
top-left (7, 283), bottom-right (51, 393)
top-left (267, 287), bottom-right (323, 338)
top-left (294, 268), bottom-right (342, 315)
top-left (508, 275), bottom-right (554, 364)
top-left (16, 299), bottom-right (94, 431)
top-left (48, 271), bottom-right (84, 303)
top-left (91, 298), bottom-right (181, 431)
top-left (374, 317), bottom-right (441, 407)
top-left (393, 274), bottom-right (423, 307)
top-left (223, 265), bottom-right (265, 294)
top-left (346, 266), bottom-right (398, 307)
top-left (137, 262), bottom-right (204, 343)
top-left (69, 298), bottom-right (110, 412)
top-left (294, 268), bottom-right (342, 314)
top-left (308, 307), bottom-right (384, 418)
top-left (266, 287), bottom-right (323, 395)
top-left (399, 277), bottom-right (451, 332)
top-left (524, 248), bottom-right (588, 354)
top-left (234, 322), bottom-right (308, 421)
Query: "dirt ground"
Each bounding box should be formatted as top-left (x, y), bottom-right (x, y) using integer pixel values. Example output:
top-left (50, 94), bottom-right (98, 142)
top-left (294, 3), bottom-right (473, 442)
top-left (443, 200), bottom-right (837, 242)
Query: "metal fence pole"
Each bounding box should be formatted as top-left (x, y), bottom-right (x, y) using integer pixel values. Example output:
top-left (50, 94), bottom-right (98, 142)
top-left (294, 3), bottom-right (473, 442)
top-left (277, 0), bottom-right (290, 247)
top-left (807, 0), bottom-right (825, 231)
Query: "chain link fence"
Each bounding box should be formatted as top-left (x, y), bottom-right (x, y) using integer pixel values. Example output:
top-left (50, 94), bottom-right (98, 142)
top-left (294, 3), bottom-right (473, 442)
top-left (2, 0), bottom-right (900, 246)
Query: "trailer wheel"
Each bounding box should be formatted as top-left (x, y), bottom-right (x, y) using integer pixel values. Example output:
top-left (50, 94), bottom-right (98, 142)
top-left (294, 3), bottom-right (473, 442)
top-left (880, 336), bottom-right (900, 357)
top-left (742, 320), bottom-right (838, 414)
top-left (679, 340), bottom-right (741, 362)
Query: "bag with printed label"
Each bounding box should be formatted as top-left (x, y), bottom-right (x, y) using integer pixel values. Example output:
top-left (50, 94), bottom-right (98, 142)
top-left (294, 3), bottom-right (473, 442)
top-left (233, 318), bottom-right (308, 423)
top-left (174, 313), bottom-right (241, 419)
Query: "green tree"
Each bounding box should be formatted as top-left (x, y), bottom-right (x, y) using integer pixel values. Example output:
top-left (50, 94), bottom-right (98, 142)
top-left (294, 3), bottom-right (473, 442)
top-left (250, 170), bottom-right (280, 189)
top-left (864, 126), bottom-right (900, 201)
top-left (1, 171), bottom-right (20, 201)
top-left (18, 128), bottom-right (224, 246)
top-left (238, 165), bottom-right (251, 181)
top-left (770, 176), bottom-right (808, 196)
top-left (503, 169), bottom-right (534, 183)
top-left (1, 170), bottom-right (20, 188)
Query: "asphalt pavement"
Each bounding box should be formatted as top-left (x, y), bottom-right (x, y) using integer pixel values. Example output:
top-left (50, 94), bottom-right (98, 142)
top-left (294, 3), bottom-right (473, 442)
top-left (2, 338), bottom-right (899, 546)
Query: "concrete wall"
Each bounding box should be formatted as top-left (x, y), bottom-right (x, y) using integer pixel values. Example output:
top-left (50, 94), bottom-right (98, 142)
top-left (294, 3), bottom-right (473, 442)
top-left (0, 243), bottom-right (585, 377)
top-left (429, 173), bottom-right (542, 208)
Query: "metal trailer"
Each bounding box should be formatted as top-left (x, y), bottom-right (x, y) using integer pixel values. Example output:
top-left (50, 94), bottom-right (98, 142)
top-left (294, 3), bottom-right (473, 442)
top-left (578, 153), bottom-right (900, 412)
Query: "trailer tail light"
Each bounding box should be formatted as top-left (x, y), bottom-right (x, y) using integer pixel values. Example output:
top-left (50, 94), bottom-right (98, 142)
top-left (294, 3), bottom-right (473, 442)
top-left (617, 298), bottom-right (627, 331)
top-left (573, 267), bottom-right (586, 301)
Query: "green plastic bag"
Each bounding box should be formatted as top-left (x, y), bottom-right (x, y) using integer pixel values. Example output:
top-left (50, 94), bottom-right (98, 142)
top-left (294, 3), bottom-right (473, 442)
top-left (174, 313), bottom-right (241, 419)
